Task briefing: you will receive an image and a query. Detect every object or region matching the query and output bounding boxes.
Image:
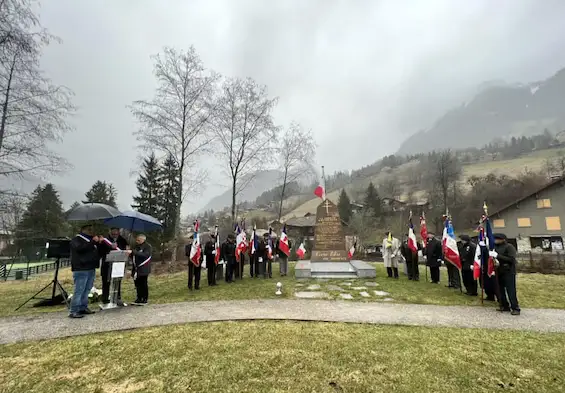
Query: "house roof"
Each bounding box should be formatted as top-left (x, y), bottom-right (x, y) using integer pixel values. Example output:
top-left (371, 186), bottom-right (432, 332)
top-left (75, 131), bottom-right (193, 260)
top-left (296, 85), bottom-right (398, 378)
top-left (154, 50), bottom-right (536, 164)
top-left (489, 176), bottom-right (565, 217)
top-left (285, 216), bottom-right (317, 227)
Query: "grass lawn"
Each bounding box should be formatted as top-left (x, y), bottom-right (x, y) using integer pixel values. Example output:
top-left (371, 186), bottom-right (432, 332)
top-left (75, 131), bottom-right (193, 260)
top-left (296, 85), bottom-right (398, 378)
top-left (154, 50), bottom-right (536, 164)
top-left (1, 321), bottom-right (564, 393)
top-left (1, 262), bottom-right (564, 318)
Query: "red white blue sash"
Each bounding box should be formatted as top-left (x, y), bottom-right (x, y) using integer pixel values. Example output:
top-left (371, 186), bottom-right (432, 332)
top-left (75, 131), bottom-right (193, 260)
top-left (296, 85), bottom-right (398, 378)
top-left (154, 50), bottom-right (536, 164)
top-left (77, 234), bottom-right (91, 243)
top-left (103, 237), bottom-right (121, 250)
top-left (137, 256), bottom-right (151, 268)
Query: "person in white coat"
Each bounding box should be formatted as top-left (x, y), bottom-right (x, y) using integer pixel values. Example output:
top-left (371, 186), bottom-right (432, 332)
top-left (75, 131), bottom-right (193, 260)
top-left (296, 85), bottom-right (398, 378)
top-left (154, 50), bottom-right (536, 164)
top-left (382, 231), bottom-right (401, 278)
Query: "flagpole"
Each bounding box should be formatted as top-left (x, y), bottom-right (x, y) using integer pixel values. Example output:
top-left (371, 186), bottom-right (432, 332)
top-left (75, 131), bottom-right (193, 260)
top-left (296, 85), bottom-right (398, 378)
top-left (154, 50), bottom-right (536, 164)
top-left (480, 202), bottom-right (486, 305)
top-left (321, 165), bottom-right (327, 200)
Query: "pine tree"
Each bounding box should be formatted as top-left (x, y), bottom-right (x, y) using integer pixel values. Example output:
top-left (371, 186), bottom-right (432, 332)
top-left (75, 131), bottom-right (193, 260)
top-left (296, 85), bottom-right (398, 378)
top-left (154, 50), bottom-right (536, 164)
top-left (365, 182), bottom-right (381, 219)
top-left (158, 154), bottom-right (181, 243)
top-left (83, 181), bottom-right (117, 207)
top-left (15, 184), bottom-right (66, 260)
top-left (132, 153), bottom-right (161, 216)
top-left (337, 189), bottom-right (352, 223)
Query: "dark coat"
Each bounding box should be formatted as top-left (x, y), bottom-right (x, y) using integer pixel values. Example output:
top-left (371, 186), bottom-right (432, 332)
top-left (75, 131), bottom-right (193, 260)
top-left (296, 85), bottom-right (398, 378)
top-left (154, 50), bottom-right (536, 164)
top-left (204, 240), bottom-right (215, 264)
top-left (400, 240), bottom-right (420, 263)
top-left (459, 241), bottom-right (477, 270)
top-left (221, 241), bottom-right (236, 264)
top-left (99, 235), bottom-right (129, 262)
top-left (494, 242), bottom-right (517, 275)
top-left (70, 234), bottom-right (100, 271)
top-left (424, 238), bottom-right (443, 267)
top-left (132, 241), bottom-right (152, 276)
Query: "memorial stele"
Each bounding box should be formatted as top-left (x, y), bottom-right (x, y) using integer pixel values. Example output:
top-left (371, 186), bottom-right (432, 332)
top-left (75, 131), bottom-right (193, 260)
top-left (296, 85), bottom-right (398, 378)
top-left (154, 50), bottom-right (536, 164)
top-left (311, 199), bottom-right (348, 262)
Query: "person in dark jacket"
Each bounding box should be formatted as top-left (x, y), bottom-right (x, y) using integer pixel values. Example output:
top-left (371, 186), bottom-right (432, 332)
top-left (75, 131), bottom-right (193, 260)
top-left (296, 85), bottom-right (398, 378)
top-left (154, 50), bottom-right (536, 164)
top-left (445, 242), bottom-right (462, 290)
top-left (262, 233), bottom-right (272, 278)
top-left (424, 233), bottom-right (442, 284)
top-left (127, 234), bottom-right (152, 305)
top-left (185, 237), bottom-right (202, 290)
top-left (204, 235), bottom-right (217, 286)
top-left (69, 224), bottom-right (102, 318)
top-left (400, 234), bottom-right (420, 281)
top-left (277, 237), bottom-right (291, 276)
top-left (492, 233), bottom-right (520, 315)
top-left (98, 227), bottom-right (128, 305)
top-left (222, 234), bottom-right (237, 283)
top-left (459, 235), bottom-right (478, 296)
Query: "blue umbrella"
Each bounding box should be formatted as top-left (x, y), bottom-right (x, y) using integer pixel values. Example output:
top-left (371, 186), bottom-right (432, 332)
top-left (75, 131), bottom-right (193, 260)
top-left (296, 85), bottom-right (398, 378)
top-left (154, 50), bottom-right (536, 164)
top-left (104, 210), bottom-right (163, 233)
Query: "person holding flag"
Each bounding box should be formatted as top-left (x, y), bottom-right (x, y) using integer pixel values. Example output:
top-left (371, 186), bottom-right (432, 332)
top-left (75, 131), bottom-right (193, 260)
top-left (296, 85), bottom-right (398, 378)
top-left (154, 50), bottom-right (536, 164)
top-left (424, 232), bottom-right (443, 284)
top-left (203, 227), bottom-right (219, 287)
top-left (458, 234), bottom-right (478, 296)
top-left (405, 213), bottom-right (420, 280)
top-left (478, 204), bottom-right (498, 302)
top-left (493, 233), bottom-right (520, 315)
top-left (222, 233), bottom-right (237, 283)
top-left (263, 231), bottom-right (273, 278)
top-left (278, 225), bottom-right (291, 276)
top-left (249, 226), bottom-right (261, 278)
top-left (442, 214), bottom-right (462, 290)
top-left (382, 231), bottom-right (401, 278)
top-left (187, 220), bottom-right (203, 290)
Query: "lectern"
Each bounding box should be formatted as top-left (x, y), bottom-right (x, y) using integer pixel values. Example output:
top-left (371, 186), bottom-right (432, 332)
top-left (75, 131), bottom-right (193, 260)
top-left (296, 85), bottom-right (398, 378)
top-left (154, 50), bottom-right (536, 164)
top-left (99, 250), bottom-right (128, 310)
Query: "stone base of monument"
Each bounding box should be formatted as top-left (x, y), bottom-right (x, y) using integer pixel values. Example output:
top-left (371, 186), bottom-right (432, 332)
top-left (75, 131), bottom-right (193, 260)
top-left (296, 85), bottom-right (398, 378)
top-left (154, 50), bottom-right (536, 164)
top-left (295, 260), bottom-right (376, 279)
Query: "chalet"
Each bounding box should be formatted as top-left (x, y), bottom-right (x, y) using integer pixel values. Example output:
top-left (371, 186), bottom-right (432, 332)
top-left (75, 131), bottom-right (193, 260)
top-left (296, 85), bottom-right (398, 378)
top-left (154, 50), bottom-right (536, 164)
top-left (381, 197), bottom-right (430, 213)
top-left (489, 176), bottom-right (565, 253)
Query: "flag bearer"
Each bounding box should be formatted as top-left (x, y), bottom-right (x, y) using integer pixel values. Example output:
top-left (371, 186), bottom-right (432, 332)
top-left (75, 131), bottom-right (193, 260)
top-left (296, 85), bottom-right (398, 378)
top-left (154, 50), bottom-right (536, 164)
top-left (127, 234), bottom-right (152, 305)
top-left (492, 233), bottom-right (520, 315)
top-left (459, 235), bottom-right (478, 296)
top-left (382, 231), bottom-right (401, 278)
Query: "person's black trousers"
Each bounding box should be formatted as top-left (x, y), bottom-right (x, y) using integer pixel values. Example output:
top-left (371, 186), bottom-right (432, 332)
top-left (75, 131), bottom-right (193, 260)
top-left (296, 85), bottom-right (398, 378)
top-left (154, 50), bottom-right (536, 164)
top-left (207, 260), bottom-right (216, 286)
top-left (226, 261), bottom-right (236, 282)
top-left (410, 260), bottom-right (420, 280)
top-left (498, 273), bottom-right (520, 311)
top-left (248, 254), bottom-right (255, 277)
top-left (134, 275), bottom-right (148, 302)
top-left (446, 263), bottom-right (461, 288)
top-left (429, 266), bottom-right (440, 283)
top-left (386, 267), bottom-right (399, 278)
top-left (188, 263), bottom-right (201, 289)
top-left (462, 269), bottom-right (478, 295)
top-left (254, 256), bottom-right (263, 277)
top-left (264, 259), bottom-right (272, 278)
top-left (101, 262), bottom-right (122, 303)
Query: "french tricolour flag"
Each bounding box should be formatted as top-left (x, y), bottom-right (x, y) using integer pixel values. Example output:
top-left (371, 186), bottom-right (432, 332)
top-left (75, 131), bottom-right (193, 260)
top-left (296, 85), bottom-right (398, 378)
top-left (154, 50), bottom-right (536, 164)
top-left (442, 217), bottom-right (462, 270)
top-left (235, 225), bottom-right (247, 261)
top-left (408, 216), bottom-right (418, 253)
top-left (296, 243), bottom-right (306, 259)
top-left (250, 226), bottom-right (258, 255)
top-left (267, 228), bottom-right (273, 259)
top-left (278, 225), bottom-right (290, 257)
top-left (214, 226), bottom-right (221, 265)
top-left (189, 220), bottom-right (201, 267)
top-left (348, 243), bottom-right (356, 259)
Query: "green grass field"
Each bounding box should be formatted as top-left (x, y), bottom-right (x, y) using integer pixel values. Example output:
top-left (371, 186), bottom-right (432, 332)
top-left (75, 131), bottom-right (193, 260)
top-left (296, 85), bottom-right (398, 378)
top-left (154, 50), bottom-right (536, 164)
top-left (1, 321), bottom-right (564, 393)
top-left (1, 262), bottom-right (564, 318)
top-left (3, 261), bottom-right (53, 270)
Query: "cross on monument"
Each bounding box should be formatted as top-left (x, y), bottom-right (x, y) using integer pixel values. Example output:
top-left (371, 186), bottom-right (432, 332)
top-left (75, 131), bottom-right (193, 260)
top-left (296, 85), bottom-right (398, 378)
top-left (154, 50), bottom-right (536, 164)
top-left (323, 199), bottom-right (331, 214)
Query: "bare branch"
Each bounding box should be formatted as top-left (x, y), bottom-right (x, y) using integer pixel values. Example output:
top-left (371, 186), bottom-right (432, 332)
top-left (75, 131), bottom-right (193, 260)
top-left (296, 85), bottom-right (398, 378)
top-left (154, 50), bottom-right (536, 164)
top-left (212, 77), bottom-right (279, 223)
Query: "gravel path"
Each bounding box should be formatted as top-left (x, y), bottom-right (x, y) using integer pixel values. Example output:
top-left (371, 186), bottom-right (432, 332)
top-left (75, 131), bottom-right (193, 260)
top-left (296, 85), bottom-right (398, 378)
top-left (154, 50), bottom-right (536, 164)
top-left (1, 300), bottom-right (565, 344)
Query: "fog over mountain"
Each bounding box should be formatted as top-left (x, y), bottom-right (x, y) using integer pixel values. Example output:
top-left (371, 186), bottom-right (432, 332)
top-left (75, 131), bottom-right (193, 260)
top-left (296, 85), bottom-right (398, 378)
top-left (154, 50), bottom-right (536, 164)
top-left (6, 0), bottom-right (565, 213)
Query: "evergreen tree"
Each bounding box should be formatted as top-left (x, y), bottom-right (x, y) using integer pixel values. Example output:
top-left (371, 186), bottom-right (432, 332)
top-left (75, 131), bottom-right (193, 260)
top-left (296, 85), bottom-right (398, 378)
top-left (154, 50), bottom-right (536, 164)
top-left (364, 182), bottom-right (382, 219)
top-left (15, 184), bottom-right (66, 260)
top-left (337, 189), bottom-right (352, 223)
top-left (83, 180), bottom-right (117, 207)
top-left (131, 153), bottom-right (161, 216)
top-left (158, 154), bottom-right (181, 242)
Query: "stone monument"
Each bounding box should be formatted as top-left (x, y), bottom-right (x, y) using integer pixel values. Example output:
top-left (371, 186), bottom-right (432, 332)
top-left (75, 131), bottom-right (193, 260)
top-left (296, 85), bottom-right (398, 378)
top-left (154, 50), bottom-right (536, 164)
top-left (295, 199), bottom-right (376, 279)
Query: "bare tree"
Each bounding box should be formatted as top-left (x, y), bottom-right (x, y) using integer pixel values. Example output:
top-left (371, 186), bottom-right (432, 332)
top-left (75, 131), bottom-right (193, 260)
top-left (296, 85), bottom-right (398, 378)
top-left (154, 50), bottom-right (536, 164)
top-left (130, 46), bottom-right (219, 234)
top-left (379, 174), bottom-right (399, 199)
top-left (0, 0), bottom-right (75, 177)
top-left (426, 150), bottom-right (462, 214)
top-left (0, 190), bottom-right (26, 241)
top-left (276, 122), bottom-right (315, 220)
top-left (213, 77), bottom-right (278, 223)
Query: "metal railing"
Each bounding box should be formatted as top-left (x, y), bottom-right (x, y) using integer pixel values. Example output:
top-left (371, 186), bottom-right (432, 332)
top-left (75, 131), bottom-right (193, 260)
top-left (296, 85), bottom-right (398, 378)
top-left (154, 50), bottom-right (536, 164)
top-left (0, 259), bottom-right (71, 281)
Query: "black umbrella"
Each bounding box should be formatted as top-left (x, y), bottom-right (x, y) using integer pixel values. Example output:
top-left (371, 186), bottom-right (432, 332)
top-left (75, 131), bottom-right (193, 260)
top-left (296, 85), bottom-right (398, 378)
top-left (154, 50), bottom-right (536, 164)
top-left (67, 203), bottom-right (121, 221)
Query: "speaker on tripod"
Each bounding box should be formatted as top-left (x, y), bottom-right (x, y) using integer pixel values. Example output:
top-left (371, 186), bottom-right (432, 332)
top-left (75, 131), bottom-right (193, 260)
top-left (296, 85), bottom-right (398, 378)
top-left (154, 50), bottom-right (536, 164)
top-left (15, 238), bottom-right (71, 311)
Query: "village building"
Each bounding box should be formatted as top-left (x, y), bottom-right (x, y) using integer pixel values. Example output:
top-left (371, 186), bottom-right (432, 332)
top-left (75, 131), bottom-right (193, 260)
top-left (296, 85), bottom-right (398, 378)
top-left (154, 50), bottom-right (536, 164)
top-left (489, 177), bottom-right (565, 253)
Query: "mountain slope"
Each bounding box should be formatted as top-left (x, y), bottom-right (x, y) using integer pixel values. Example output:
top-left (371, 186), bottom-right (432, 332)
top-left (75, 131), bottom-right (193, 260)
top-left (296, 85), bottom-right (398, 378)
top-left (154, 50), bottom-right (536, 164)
top-left (398, 67), bottom-right (565, 155)
top-left (201, 170), bottom-right (282, 212)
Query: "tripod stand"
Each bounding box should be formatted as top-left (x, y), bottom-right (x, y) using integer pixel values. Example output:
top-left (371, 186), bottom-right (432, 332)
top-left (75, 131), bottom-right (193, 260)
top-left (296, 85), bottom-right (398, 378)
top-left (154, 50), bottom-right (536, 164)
top-left (15, 258), bottom-right (69, 311)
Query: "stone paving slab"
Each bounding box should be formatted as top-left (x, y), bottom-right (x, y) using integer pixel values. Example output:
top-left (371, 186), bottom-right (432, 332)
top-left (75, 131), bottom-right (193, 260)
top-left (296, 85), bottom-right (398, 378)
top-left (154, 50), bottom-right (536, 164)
top-left (1, 300), bottom-right (565, 344)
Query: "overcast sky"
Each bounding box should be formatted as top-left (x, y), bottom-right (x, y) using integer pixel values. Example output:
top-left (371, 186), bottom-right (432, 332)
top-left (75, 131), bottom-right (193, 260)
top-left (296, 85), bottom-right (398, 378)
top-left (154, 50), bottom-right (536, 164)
top-left (37, 0), bottom-right (565, 213)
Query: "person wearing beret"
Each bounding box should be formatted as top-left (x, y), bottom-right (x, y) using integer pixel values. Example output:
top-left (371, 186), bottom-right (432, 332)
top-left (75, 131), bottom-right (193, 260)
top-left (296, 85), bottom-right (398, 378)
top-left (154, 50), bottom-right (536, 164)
top-left (459, 235), bottom-right (478, 296)
top-left (490, 233), bottom-right (520, 315)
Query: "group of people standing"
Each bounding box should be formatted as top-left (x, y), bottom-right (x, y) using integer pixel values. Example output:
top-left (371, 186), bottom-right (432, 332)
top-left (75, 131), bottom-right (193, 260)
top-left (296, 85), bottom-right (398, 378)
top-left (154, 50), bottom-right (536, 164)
top-left (386, 230), bottom-right (521, 316)
top-left (185, 232), bottom-right (291, 290)
top-left (69, 225), bottom-right (153, 318)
